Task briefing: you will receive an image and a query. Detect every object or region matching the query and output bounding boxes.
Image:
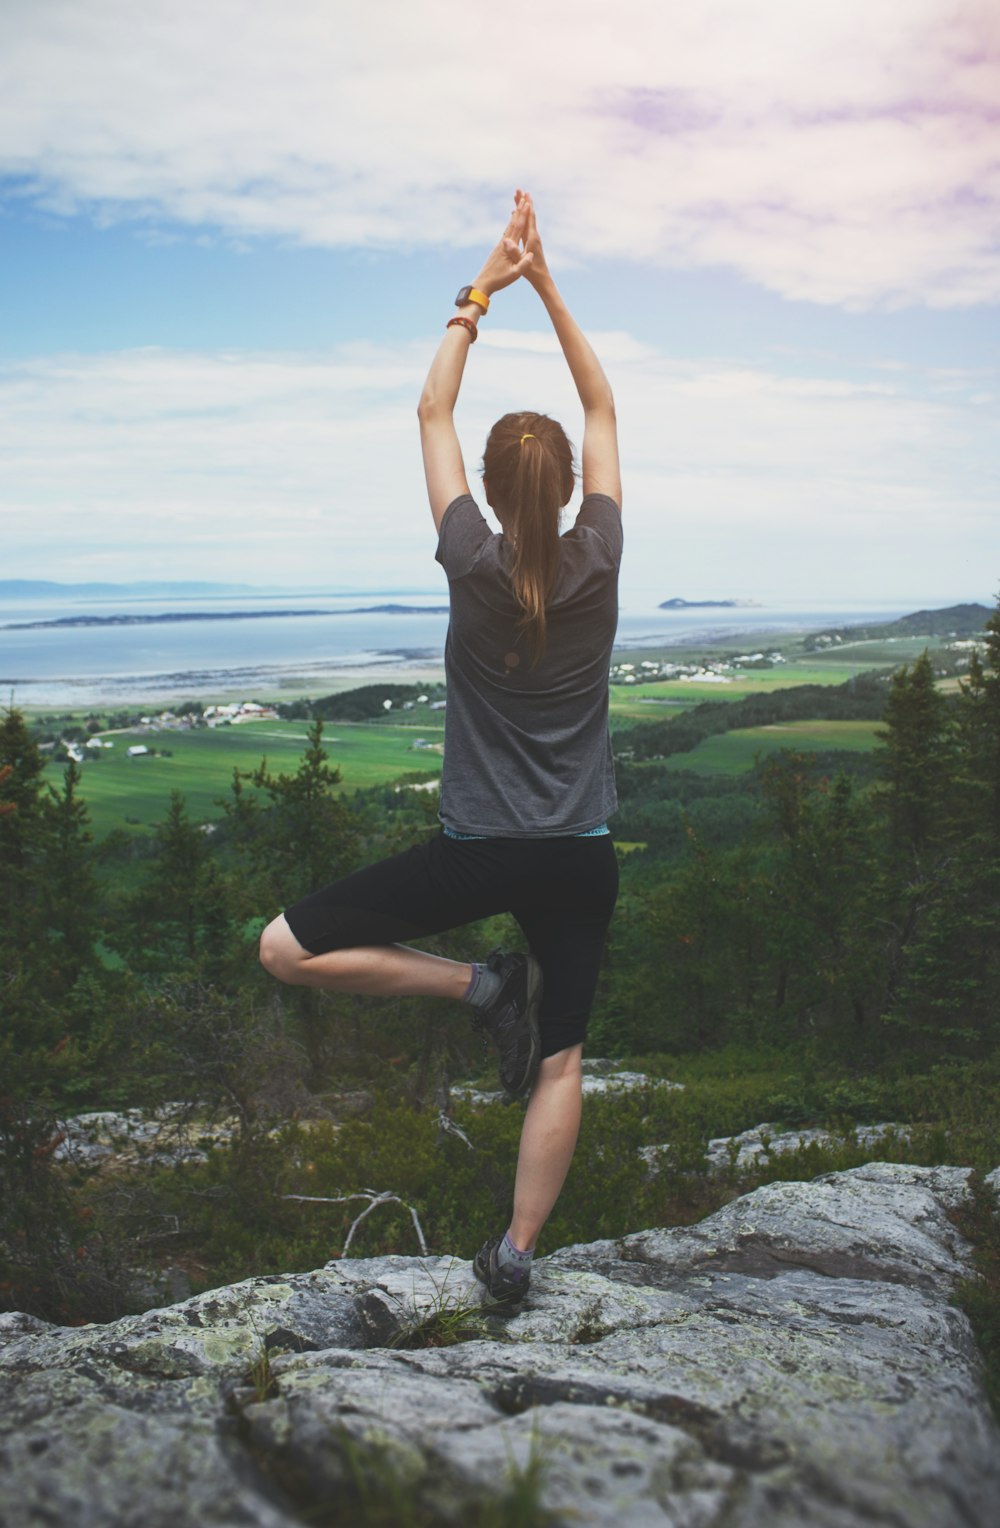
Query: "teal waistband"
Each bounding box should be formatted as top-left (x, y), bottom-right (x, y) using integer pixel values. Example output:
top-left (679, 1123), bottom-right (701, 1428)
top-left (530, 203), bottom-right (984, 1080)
top-left (442, 822), bottom-right (610, 842)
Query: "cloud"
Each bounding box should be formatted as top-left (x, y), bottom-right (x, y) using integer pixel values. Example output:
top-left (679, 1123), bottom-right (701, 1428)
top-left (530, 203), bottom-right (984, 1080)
top-left (1, 333), bottom-right (995, 599)
top-left (1, 0), bottom-right (998, 308)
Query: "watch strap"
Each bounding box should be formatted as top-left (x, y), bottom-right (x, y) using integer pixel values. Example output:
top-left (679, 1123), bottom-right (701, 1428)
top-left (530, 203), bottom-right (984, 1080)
top-left (456, 285), bottom-right (490, 312)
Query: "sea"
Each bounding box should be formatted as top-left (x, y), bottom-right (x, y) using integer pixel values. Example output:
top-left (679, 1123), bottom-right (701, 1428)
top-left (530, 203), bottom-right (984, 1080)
top-left (0, 589), bottom-right (926, 711)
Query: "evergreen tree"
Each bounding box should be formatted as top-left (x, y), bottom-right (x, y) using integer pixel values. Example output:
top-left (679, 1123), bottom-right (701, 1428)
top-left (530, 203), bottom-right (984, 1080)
top-left (875, 650), bottom-right (953, 864)
top-left (955, 602), bottom-right (1000, 842)
top-left (887, 598), bottom-right (1000, 1054)
top-left (0, 709), bottom-right (48, 942)
top-left (107, 791), bottom-right (233, 980)
top-left (0, 713), bottom-right (109, 1095)
top-left (41, 758), bottom-right (100, 987)
top-left (230, 718), bottom-right (358, 906)
top-left (757, 754), bottom-right (882, 1041)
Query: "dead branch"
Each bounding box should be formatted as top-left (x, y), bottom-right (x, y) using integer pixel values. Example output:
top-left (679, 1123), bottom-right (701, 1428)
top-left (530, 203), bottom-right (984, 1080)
top-left (282, 1189), bottom-right (428, 1256)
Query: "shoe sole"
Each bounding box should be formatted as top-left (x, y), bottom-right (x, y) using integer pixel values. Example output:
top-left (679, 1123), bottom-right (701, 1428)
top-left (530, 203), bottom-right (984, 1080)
top-left (502, 955), bottom-right (543, 1101)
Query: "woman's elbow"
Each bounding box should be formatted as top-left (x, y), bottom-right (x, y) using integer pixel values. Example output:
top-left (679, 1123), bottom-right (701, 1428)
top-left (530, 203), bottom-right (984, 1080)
top-left (585, 390), bottom-right (616, 423)
top-left (417, 391), bottom-right (444, 423)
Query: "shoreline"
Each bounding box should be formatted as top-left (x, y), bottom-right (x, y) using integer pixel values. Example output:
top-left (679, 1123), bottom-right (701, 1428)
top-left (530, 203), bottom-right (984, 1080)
top-left (10, 661), bottom-right (450, 715)
top-left (7, 603), bottom-right (965, 714)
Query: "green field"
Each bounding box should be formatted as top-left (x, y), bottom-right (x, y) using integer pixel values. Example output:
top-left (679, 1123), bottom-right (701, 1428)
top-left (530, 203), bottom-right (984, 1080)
top-left (49, 640), bottom-right (910, 835)
top-left (605, 662), bottom-right (890, 723)
top-left (70, 709), bottom-right (883, 834)
top-left (74, 720), bottom-right (442, 836)
top-left (661, 719), bottom-right (882, 776)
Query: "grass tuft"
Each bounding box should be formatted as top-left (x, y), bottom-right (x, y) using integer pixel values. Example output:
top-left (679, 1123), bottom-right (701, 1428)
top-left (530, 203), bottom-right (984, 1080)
top-left (949, 1173), bottom-right (1000, 1424)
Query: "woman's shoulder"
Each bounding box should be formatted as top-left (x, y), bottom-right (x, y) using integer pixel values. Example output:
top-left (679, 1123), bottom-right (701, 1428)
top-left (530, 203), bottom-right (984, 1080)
top-left (565, 494), bottom-right (623, 559)
top-left (436, 495), bottom-right (498, 579)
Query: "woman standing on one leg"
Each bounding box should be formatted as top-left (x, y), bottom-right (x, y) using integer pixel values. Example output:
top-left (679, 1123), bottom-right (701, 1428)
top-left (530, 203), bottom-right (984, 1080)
top-left (260, 189), bottom-right (622, 1303)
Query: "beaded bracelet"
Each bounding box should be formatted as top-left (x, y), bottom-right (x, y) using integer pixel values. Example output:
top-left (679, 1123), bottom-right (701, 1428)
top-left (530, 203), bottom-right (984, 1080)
top-left (446, 316), bottom-right (478, 342)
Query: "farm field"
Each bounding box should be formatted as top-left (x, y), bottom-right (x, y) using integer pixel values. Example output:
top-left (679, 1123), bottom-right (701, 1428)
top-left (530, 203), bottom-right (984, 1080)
top-left (605, 664), bottom-right (884, 723)
top-left (54, 645), bottom-right (910, 835)
top-left (661, 719), bottom-right (882, 776)
top-left (76, 719), bottom-right (442, 836)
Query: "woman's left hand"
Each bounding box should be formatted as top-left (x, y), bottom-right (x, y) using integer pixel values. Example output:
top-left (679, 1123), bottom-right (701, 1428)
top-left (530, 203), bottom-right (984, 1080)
top-left (472, 200), bottom-right (534, 298)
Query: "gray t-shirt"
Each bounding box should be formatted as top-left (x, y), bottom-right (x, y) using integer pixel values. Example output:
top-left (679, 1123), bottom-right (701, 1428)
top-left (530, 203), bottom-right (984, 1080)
top-left (434, 492), bottom-right (622, 837)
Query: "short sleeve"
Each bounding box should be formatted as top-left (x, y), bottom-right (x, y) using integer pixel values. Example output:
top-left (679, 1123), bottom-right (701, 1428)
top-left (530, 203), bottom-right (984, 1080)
top-left (435, 495), bottom-right (493, 580)
top-left (572, 493), bottom-right (623, 564)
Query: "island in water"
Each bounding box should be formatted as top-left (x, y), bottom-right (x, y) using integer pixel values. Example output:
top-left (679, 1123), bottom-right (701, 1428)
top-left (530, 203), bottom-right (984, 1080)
top-left (6, 605), bottom-right (451, 631)
top-left (658, 597), bottom-right (762, 610)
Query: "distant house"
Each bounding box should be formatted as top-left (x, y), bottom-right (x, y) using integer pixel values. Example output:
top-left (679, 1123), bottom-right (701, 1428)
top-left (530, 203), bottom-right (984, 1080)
top-left (127, 745), bottom-right (150, 758)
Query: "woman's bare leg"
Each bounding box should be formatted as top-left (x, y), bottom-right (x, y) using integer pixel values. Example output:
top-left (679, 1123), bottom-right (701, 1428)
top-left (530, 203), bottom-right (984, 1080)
top-left (263, 914), bottom-right (580, 1245)
top-left (259, 913), bottom-right (472, 999)
top-left (508, 1043), bottom-right (583, 1250)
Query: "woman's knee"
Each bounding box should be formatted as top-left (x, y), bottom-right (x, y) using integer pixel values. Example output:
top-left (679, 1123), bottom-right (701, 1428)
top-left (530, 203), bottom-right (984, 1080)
top-left (259, 915), bottom-right (311, 983)
top-left (536, 1042), bottom-right (584, 1084)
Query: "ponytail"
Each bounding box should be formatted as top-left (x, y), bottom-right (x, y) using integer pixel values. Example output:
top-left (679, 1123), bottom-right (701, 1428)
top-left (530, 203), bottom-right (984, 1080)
top-left (482, 413), bottom-right (576, 664)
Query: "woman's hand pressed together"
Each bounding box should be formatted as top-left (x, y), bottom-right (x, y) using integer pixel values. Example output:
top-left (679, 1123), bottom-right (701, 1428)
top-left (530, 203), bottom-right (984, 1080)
top-left (471, 199), bottom-right (534, 299)
top-left (514, 189), bottom-right (552, 291)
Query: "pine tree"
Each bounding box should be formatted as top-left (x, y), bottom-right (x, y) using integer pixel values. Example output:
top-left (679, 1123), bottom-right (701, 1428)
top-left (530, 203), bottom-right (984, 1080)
top-left (881, 604), bottom-right (1000, 1055)
top-left (107, 791), bottom-right (231, 978)
top-left (0, 709), bottom-right (48, 941)
top-left (757, 753), bottom-right (882, 1041)
top-left (235, 718), bottom-right (358, 905)
top-left (956, 601), bottom-right (1000, 842)
top-left (41, 758), bottom-right (100, 987)
top-left (875, 650), bottom-right (953, 865)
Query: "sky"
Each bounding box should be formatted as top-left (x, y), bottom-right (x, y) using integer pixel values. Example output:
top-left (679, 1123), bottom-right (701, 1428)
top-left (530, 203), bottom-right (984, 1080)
top-left (0, 0), bottom-right (998, 605)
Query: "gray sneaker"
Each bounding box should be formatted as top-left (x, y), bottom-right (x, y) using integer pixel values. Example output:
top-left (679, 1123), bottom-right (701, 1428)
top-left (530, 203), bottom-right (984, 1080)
top-left (470, 949), bottom-right (542, 1099)
top-left (473, 1234), bottom-right (530, 1304)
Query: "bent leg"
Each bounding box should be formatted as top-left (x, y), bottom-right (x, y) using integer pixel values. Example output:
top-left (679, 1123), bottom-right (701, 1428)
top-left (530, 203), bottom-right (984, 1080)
top-left (508, 1043), bottom-right (583, 1251)
top-left (259, 914), bottom-right (472, 1000)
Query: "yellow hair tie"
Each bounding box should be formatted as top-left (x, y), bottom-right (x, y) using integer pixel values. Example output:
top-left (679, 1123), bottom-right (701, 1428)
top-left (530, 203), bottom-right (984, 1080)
top-left (520, 433), bottom-right (535, 445)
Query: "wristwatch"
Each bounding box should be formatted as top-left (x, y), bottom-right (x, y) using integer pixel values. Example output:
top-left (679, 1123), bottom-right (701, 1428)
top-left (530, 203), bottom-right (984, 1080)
top-left (455, 286), bottom-right (490, 312)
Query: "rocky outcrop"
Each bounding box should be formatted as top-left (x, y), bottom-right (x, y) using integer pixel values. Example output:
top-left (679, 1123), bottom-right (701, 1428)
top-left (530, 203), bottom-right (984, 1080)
top-left (641, 1119), bottom-right (915, 1175)
top-left (1, 1162), bottom-right (998, 1527)
top-left (51, 1103), bottom-right (242, 1168)
top-left (453, 1057), bottom-right (684, 1108)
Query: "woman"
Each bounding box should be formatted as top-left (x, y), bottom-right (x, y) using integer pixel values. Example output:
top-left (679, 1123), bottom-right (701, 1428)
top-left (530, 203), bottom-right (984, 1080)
top-left (260, 189), bottom-right (622, 1303)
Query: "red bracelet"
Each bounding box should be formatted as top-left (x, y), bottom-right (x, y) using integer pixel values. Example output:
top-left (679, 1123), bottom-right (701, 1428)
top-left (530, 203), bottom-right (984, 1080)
top-left (447, 316), bottom-right (477, 342)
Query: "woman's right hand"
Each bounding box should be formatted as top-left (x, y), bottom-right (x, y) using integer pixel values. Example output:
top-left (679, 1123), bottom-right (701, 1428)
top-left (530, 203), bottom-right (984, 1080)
top-left (516, 189), bottom-right (552, 289)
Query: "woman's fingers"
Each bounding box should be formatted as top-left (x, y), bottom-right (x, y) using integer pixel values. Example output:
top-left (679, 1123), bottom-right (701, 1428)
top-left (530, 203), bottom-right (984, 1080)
top-left (508, 197), bottom-right (529, 247)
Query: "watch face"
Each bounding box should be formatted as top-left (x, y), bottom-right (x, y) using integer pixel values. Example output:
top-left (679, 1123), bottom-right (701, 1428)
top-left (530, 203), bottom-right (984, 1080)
top-left (455, 286), bottom-right (474, 306)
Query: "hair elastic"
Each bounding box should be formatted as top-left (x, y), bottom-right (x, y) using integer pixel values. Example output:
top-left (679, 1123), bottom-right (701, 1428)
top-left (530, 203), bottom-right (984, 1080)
top-left (519, 433), bottom-right (536, 445)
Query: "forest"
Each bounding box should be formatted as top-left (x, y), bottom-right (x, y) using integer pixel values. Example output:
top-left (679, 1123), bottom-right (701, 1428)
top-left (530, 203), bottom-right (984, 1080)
top-left (2, 602), bottom-right (999, 1356)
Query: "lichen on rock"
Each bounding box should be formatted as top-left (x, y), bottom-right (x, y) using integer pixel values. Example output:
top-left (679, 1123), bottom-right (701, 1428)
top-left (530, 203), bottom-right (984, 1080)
top-left (1, 1161), bottom-right (998, 1527)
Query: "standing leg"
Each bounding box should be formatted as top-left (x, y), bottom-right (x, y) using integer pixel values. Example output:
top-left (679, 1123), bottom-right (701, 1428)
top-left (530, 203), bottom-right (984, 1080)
top-left (508, 1043), bottom-right (583, 1250)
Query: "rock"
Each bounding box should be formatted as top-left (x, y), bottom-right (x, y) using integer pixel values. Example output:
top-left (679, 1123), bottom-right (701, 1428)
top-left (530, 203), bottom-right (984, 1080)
top-left (453, 1061), bottom-right (684, 1108)
top-left (641, 1120), bottom-right (915, 1176)
top-left (1, 1162), bottom-right (997, 1527)
top-left (706, 1120), bottom-right (913, 1171)
top-left (551, 1162), bottom-right (978, 1296)
top-left (51, 1104), bottom-right (241, 1169)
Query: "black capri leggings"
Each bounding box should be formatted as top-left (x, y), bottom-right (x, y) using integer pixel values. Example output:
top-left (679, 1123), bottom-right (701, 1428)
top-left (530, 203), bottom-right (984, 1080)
top-left (283, 831), bottom-right (619, 1058)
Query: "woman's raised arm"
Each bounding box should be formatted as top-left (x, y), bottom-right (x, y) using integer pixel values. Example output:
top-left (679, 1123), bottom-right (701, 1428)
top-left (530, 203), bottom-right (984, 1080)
top-left (518, 190), bottom-right (621, 509)
top-left (418, 204), bottom-right (534, 530)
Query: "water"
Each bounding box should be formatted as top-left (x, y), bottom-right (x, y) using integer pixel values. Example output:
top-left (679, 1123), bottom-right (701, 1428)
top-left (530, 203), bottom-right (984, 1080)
top-left (0, 589), bottom-right (921, 710)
